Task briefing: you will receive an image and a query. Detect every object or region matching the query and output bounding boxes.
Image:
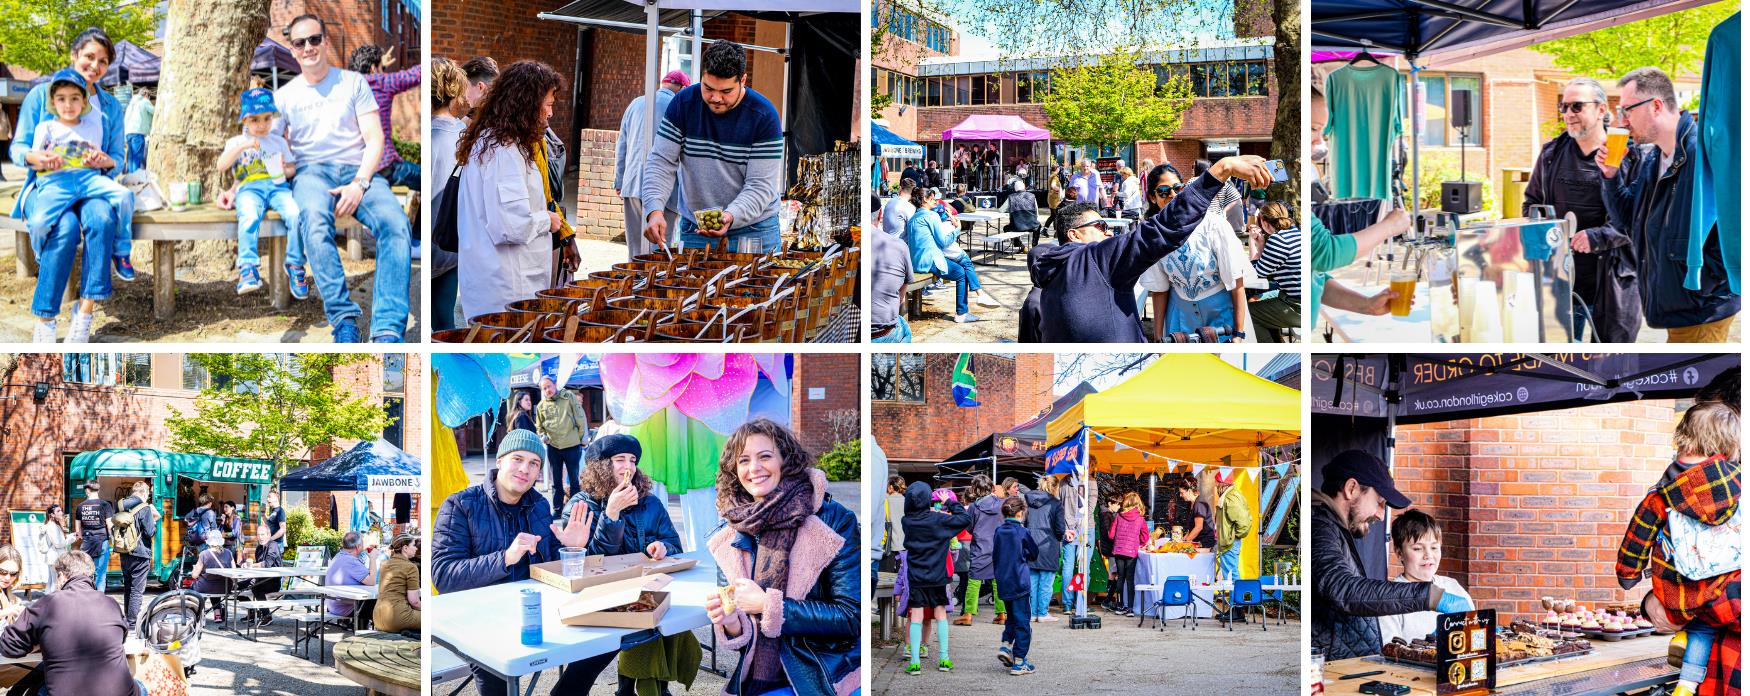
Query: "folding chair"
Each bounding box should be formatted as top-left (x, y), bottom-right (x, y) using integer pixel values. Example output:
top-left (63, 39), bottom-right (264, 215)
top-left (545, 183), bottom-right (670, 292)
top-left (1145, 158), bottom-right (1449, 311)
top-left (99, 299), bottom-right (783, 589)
top-left (1228, 578), bottom-right (1266, 632)
top-left (1151, 576), bottom-right (1197, 631)
top-left (1260, 575), bottom-right (1286, 625)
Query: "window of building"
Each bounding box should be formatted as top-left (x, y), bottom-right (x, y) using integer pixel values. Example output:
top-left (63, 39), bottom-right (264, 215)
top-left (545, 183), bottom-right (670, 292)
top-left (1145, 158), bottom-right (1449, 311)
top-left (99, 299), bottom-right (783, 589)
top-left (62, 354), bottom-right (151, 387)
top-left (381, 0), bottom-right (390, 32)
top-left (1414, 74), bottom-right (1484, 147)
top-left (871, 354), bottom-right (926, 403)
top-left (383, 354), bottom-right (406, 394)
top-left (1017, 72), bottom-right (1033, 104)
top-left (955, 76), bottom-right (970, 105)
top-left (971, 75), bottom-right (990, 105)
top-left (181, 355), bottom-right (215, 391)
top-left (382, 396), bottom-right (404, 448)
top-left (926, 77), bottom-right (941, 107)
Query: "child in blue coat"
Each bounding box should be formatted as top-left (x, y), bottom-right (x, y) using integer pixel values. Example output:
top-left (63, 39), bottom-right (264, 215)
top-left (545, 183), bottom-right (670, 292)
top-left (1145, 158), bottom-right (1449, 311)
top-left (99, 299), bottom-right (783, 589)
top-left (993, 495), bottom-right (1038, 675)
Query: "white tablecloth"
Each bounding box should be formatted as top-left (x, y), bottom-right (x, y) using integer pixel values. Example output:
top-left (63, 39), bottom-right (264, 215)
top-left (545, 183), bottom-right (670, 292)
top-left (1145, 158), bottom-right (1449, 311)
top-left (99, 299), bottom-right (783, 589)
top-left (1131, 552), bottom-right (1217, 619)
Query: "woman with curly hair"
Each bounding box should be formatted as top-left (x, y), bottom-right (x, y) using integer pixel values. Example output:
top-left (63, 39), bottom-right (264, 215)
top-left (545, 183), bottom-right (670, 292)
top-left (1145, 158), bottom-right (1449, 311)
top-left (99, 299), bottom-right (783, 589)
top-left (559, 433), bottom-right (682, 559)
top-left (704, 418), bottom-right (860, 696)
top-left (455, 59), bottom-right (565, 321)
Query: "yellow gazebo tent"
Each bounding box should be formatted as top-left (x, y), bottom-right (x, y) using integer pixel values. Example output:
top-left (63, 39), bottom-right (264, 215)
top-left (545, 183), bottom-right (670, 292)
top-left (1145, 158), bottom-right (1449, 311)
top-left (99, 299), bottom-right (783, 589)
top-left (1046, 354), bottom-right (1300, 595)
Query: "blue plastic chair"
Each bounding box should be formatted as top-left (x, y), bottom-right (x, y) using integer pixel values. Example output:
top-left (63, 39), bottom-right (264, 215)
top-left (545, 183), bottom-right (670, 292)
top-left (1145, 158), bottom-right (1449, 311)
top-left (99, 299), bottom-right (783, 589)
top-left (1261, 574), bottom-right (1286, 625)
top-left (1152, 575), bottom-right (1197, 631)
top-left (1229, 578), bottom-right (1266, 632)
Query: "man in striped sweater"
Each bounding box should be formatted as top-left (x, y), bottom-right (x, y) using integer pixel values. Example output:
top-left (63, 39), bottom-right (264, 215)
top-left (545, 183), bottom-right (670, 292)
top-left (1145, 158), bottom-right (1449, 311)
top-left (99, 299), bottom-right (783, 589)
top-left (641, 40), bottom-right (784, 252)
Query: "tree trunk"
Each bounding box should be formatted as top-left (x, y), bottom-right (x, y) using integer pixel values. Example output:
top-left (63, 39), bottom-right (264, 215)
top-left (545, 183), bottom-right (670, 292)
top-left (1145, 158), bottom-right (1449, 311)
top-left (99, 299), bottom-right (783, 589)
top-left (1270, 0), bottom-right (1301, 204)
top-left (150, 0), bottom-right (270, 193)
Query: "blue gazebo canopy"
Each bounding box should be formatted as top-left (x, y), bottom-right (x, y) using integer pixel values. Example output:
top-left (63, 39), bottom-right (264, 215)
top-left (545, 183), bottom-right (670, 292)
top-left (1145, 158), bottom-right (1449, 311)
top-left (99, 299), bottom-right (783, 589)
top-left (1312, 0), bottom-right (1720, 64)
top-left (280, 439), bottom-right (421, 492)
top-left (872, 123), bottom-right (923, 159)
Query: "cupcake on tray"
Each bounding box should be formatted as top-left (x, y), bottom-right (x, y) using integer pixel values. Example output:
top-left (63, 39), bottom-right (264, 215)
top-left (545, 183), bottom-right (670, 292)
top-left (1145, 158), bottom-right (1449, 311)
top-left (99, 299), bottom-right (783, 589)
top-left (1580, 615), bottom-right (1602, 632)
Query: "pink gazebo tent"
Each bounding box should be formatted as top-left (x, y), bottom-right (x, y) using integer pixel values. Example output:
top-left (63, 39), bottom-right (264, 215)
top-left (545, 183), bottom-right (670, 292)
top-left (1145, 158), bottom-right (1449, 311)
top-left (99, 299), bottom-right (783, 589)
top-left (941, 115), bottom-right (1049, 192)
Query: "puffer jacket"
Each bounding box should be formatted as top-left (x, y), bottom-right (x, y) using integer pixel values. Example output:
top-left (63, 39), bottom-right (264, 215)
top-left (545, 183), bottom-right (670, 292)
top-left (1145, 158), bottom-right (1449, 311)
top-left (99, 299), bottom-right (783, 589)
top-left (432, 472), bottom-right (560, 594)
top-left (1602, 111), bottom-right (1740, 329)
top-left (1023, 488), bottom-right (1065, 572)
top-left (709, 470), bottom-right (860, 696)
top-left (1311, 492), bottom-right (1434, 660)
top-left (1107, 508), bottom-right (1149, 558)
top-left (966, 494), bottom-right (1006, 580)
top-left (561, 490), bottom-right (683, 558)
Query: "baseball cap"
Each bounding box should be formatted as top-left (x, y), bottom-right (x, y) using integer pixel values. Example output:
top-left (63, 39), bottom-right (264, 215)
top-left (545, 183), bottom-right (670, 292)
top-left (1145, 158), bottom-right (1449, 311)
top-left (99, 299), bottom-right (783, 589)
top-left (662, 70), bottom-right (691, 88)
top-left (1323, 449), bottom-right (1411, 509)
top-left (239, 88), bottom-right (278, 121)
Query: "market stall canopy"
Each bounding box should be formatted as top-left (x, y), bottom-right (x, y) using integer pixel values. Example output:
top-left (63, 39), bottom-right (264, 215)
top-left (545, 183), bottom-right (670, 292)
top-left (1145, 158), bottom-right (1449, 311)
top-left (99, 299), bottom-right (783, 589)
top-left (1311, 0), bottom-right (1721, 65)
top-left (1310, 353), bottom-right (1740, 424)
top-left (941, 381), bottom-right (1099, 469)
top-left (68, 449), bottom-right (278, 486)
top-left (509, 354), bottom-right (604, 389)
top-left (1047, 354), bottom-right (1301, 473)
top-left (540, 0), bottom-right (725, 33)
top-left (105, 40), bottom-right (159, 86)
top-left (251, 38), bottom-right (301, 76)
top-left (872, 123), bottom-right (923, 159)
top-left (280, 440), bottom-right (422, 493)
top-left (941, 114), bottom-right (1049, 141)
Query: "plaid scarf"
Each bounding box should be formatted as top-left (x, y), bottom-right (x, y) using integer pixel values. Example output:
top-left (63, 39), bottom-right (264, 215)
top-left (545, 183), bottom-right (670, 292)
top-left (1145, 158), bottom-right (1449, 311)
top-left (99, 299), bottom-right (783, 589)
top-left (721, 473), bottom-right (817, 686)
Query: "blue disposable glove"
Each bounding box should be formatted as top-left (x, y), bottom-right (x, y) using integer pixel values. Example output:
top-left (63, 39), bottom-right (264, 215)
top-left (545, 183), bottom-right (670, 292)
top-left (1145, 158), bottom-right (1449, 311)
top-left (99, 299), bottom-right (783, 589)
top-left (1436, 591), bottom-right (1474, 614)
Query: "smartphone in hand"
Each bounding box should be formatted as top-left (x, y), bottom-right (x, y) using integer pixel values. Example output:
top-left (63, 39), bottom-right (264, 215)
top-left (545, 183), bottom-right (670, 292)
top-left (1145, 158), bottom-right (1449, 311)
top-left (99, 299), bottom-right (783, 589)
top-left (1265, 159), bottom-right (1289, 184)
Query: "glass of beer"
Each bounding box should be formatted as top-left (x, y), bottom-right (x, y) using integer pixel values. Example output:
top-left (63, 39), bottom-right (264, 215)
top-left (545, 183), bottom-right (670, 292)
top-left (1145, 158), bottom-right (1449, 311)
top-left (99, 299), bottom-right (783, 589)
top-left (1389, 269), bottom-right (1418, 317)
top-left (1604, 128), bottom-right (1630, 168)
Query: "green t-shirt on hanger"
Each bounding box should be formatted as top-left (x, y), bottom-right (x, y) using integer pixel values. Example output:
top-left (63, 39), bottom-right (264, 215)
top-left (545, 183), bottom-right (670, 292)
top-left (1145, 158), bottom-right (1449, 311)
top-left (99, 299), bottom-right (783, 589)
top-left (1324, 63), bottom-right (1405, 200)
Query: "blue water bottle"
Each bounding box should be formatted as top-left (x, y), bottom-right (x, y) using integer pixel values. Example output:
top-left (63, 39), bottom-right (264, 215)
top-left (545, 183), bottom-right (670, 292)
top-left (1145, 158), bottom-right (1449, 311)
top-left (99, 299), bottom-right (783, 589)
top-left (520, 589), bottom-right (542, 645)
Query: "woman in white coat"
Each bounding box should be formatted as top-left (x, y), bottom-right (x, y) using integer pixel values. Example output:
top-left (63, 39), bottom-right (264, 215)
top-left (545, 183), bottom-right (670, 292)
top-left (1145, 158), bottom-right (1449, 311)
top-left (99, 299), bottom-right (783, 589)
top-left (454, 60), bottom-right (564, 321)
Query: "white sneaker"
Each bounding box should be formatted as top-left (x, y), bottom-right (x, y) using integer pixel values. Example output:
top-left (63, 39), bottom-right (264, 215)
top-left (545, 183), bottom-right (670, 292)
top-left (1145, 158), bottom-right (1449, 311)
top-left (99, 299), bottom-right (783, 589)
top-left (1040, 615), bottom-right (1061, 622)
top-left (954, 313), bottom-right (981, 323)
top-left (32, 320), bottom-right (57, 343)
top-left (974, 294), bottom-right (1001, 308)
top-left (66, 311), bottom-right (94, 343)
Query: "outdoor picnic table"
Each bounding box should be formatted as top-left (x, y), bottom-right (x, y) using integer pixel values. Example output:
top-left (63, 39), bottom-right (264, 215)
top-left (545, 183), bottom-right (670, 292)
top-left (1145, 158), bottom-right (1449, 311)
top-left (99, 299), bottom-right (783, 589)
top-left (333, 632), bottom-right (420, 696)
top-left (206, 564), bottom-right (329, 639)
top-left (1322, 635), bottom-right (1674, 696)
top-left (957, 210), bottom-right (1023, 265)
top-left (2, 183), bottom-right (414, 319)
top-left (429, 551), bottom-right (719, 693)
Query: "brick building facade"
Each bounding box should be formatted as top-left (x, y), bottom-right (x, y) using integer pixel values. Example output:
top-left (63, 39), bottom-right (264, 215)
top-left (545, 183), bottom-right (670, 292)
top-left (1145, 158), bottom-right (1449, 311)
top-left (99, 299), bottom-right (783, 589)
top-left (790, 353), bottom-right (861, 456)
top-left (0, 353), bottom-right (422, 545)
top-left (1387, 399), bottom-right (1682, 618)
top-left (871, 353), bottom-right (1055, 472)
top-left (270, 0), bottom-right (424, 144)
top-left (431, 1), bottom-right (794, 241)
top-left (873, 1), bottom-right (1278, 178)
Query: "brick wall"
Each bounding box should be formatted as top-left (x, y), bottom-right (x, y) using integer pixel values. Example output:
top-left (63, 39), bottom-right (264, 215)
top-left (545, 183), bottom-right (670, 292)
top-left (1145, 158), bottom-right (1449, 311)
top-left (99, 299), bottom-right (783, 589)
top-left (792, 354), bottom-right (862, 455)
top-left (871, 354), bottom-right (1056, 468)
top-left (431, 0), bottom-right (579, 144)
top-left (1389, 400), bottom-right (1681, 621)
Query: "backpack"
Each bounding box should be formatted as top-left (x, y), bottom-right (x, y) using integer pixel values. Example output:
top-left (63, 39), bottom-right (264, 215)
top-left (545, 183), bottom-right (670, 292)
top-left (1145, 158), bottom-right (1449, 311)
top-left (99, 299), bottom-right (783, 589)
top-left (111, 498), bottom-right (145, 553)
top-left (1660, 505), bottom-right (1741, 580)
top-left (432, 164), bottom-right (461, 252)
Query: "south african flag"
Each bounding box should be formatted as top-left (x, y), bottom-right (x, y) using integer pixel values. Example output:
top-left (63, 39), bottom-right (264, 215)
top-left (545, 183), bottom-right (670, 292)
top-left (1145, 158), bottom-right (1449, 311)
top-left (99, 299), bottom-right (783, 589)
top-left (952, 353), bottom-right (979, 407)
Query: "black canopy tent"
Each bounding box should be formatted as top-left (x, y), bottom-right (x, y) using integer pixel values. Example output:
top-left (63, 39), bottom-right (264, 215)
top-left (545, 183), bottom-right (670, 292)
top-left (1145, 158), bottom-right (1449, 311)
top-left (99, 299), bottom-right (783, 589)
top-left (1308, 352), bottom-right (1739, 576)
top-left (934, 381), bottom-right (1100, 484)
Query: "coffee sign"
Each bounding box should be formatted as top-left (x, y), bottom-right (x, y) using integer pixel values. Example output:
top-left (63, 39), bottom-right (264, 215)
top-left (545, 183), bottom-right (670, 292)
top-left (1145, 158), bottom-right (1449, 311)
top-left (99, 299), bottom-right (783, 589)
top-left (209, 457), bottom-right (275, 484)
top-left (1436, 609), bottom-right (1496, 695)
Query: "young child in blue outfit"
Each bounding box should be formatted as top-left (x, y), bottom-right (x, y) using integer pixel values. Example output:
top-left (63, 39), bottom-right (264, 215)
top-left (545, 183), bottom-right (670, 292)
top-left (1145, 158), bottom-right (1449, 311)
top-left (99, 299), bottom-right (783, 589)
top-left (217, 88), bottom-right (306, 298)
top-left (25, 68), bottom-right (135, 342)
top-left (993, 495), bottom-right (1038, 676)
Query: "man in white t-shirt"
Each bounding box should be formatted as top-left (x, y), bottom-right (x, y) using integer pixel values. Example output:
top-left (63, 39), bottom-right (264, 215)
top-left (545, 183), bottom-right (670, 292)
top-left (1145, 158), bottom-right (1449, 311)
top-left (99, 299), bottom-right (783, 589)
top-left (220, 13), bottom-right (411, 343)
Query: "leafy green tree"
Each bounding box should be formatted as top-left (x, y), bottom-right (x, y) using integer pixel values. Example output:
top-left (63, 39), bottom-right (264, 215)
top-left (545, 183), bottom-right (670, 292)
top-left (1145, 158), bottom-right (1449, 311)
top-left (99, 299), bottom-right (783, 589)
top-left (1530, 2), bottom-right (1734, 81)
top-left (165, 354), bottom-right (394, 475)
top-left (0, 0), bottom-right (160, 75)
top-left (1043, 50), bottom-right (1193, 150)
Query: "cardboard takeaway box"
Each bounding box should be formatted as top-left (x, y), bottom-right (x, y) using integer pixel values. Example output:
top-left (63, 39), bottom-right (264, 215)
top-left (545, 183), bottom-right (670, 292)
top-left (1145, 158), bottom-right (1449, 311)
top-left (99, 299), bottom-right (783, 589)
top-left (530, 553), bottom-right (698, 593)
top-left (559, 573), bottom-right (674, 629)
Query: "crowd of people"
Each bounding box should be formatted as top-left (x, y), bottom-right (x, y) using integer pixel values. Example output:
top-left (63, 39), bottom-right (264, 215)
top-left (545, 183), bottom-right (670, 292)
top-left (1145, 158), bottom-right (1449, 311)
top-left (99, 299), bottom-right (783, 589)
top-left (878, 468), bottom-right (1258, 678)
top-left (871, 153), bottom-right (1304, 343)
top-left (1312, 370), bottom-right (1741, 696)
top-left (434, 418), bottom-right (859, 696)
top-left (16, 16), bottom-right (415, 343)
top-left (1308, 65), bottom-right (1739, 342)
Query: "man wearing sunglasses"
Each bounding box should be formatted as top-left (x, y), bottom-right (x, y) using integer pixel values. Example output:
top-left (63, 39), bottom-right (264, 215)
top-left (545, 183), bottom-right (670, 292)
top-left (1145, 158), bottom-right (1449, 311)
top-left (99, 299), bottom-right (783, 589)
top-left (1526, 77), bottom-right (1639, 343)
top-left (229, 13), bottom-right (412, 343)
top-left (1030, 155), bottom-right (1271, 342)
top-left (1596, 67), bottom-right (1739, 342)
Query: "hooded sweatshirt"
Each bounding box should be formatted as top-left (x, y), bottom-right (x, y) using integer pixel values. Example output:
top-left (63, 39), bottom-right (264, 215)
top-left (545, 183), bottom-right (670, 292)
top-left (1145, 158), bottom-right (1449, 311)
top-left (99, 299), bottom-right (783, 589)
top-left (967, 494), bottom-right (1007, 580)
top-left (901, 481), bottom-right (971, 587)
top-left (1024, 488), bottom-right (1066, 572)
top-left (1034, 173), bottom-right (1220, 342)
top-left (1108, 508), bottom-right (1149, 558)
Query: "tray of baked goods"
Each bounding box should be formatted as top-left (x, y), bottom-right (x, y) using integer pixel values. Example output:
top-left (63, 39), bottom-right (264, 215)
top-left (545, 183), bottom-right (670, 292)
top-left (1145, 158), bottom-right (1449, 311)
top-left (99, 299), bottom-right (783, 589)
top-left (1379, 622), bottom-right (1594, 670)
top-left (1534, 597), bottom-right (1658, 641)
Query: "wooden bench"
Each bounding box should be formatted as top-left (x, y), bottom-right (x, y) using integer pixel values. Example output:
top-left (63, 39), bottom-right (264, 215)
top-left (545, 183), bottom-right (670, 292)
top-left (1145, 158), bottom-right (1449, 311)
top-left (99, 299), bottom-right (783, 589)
top-left (334, 632), bottom-right (420, 696)
top-left (4, 183), bottom-right (412, 320)
top-left (903, 272), bottom-right (935, 319)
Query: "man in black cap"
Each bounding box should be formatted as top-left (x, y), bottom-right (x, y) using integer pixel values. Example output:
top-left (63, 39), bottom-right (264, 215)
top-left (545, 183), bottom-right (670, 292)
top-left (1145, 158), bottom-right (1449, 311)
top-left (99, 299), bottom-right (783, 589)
top-left (1313, 449), bottom-right (1473, 660)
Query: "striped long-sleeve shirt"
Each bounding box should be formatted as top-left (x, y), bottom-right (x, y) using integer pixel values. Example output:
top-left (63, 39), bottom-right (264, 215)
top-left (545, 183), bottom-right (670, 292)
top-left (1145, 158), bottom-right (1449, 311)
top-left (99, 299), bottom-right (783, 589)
top-left (365, 64), bottom-right (421, 171)
top-left (640, 84), bottom-right (783, 229)
top-left (1252, 226), bottom-right (1302, 299)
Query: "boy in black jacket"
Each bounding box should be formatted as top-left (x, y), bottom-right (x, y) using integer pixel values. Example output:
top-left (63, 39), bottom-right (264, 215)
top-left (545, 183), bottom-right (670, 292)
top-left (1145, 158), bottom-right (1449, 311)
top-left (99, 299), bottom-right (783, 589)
top-left (901, 481), bottom-right (972, 675)
top-left (994, 496), bottom-right (1039, 675)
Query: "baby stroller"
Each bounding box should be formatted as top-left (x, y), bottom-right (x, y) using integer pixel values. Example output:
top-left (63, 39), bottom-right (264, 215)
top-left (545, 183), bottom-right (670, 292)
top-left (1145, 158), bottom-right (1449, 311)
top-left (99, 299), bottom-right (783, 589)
top-left (137, 589), bottom-right (206, 678)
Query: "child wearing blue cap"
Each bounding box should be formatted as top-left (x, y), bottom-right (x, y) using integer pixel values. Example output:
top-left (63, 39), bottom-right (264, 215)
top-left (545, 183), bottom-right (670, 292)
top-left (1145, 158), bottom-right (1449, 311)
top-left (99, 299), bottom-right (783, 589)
top-left (25, 68), bottom-right (137, 343)
top-left (217, 87), bottom-right (305, 297)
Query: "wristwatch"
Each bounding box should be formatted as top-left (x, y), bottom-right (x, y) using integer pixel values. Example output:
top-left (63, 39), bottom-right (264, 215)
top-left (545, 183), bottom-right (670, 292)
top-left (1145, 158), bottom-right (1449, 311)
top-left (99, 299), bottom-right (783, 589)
top-left (1232, 331), bottom-right (1246, 340)
top-left (352, 176), bottom-right (373, 192)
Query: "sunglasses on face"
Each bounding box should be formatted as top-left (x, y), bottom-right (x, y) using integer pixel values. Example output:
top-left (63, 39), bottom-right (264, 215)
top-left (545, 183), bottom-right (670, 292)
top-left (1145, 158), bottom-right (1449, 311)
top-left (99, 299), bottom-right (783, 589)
top-left (1154, 184), bottom-right (1184, 196)
top-left (290, 33), bottom-right (325, 50)
top-left (0, 569), bottom-right (16, 578)
top-left (1557, 101), bottom-right (1598, 114)
top-left (1070, 219), bottom-right (1109, 234)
